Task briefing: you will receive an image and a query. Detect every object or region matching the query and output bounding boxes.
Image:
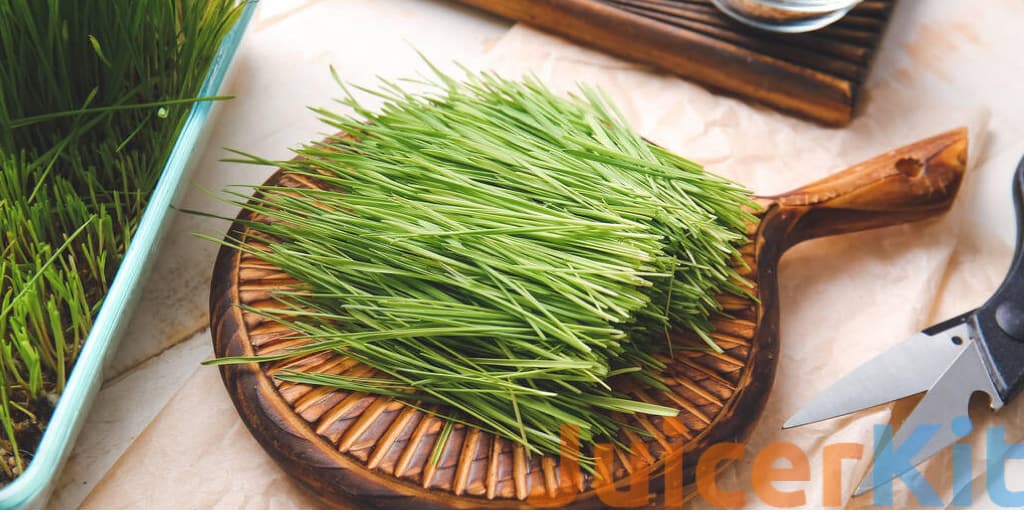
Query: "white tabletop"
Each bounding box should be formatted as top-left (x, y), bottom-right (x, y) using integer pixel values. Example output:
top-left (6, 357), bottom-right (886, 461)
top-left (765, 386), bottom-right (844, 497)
top-left (47, 0), bottom-right (1024, 508)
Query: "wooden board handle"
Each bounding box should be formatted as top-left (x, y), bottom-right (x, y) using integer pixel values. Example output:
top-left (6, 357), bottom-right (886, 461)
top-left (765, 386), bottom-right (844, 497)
top-left (764, 127), bottom-right (968, 249)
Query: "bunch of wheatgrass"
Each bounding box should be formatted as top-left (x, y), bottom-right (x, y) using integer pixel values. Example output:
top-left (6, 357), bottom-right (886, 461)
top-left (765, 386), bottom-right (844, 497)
top-left (210, 66), bottom-right (758, 462)
top-left (0, 0), bottom-right (242, 481)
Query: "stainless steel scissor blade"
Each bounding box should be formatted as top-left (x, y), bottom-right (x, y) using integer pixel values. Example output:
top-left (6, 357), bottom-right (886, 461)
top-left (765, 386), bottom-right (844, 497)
top-left (853, 336), bottom-right (1004, 495)
top-left (783, 316), bottom-right (974, 429)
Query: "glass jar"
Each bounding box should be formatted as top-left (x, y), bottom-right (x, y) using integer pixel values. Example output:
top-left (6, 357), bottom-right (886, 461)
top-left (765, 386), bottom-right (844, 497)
top-left (709, 0), bottom-right (863, 33)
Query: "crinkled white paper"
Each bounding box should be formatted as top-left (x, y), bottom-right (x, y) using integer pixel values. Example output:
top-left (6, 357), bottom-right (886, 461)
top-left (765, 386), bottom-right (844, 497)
top-left (82, 1), bottom-right (1024, 508)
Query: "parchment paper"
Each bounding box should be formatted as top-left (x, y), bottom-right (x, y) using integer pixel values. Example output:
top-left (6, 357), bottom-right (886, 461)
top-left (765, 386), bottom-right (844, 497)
top-left (83, 2), bottom-right (1023, 508)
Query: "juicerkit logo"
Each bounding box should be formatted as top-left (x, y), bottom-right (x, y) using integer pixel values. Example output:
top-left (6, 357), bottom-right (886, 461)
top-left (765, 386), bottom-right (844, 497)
top-left (527, 418), bottom-right (1024, 508)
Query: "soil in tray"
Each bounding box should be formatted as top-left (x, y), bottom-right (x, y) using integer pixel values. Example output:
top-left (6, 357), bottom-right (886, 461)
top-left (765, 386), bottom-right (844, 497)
top-left (0, 395), bottom-right (54, 485)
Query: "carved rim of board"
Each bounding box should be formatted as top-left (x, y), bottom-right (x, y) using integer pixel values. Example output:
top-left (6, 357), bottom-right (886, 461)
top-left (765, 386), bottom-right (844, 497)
top-left (210, 167), bottom-right (778, 508)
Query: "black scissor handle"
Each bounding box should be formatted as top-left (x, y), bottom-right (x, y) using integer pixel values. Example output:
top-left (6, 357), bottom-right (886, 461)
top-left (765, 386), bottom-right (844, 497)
top-left (976, 154), bottom-right (1024, 401)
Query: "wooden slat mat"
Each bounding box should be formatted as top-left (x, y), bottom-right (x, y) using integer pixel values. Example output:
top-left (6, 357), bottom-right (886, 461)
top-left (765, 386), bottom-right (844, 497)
top-left (457, 0), bottom-right (896, 125)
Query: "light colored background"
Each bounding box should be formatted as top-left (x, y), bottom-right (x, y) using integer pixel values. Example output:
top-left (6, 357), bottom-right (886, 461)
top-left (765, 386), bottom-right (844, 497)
top-left (47, 0), bottom-right (1024, 508)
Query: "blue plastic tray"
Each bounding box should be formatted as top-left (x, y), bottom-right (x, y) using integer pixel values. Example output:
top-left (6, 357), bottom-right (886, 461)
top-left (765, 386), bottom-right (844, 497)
top-left (0, 2), bottom-right (257, 507)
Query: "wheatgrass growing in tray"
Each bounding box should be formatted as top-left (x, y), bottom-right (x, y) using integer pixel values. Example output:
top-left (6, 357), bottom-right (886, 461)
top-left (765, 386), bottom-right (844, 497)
top-left (0, 0), bottom-right (242, 483)
top-left (207, 66), bottom-right (759, 463)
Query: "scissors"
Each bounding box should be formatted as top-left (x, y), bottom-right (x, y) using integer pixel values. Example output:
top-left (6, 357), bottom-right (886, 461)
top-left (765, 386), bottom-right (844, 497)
top-left (784, 154), bottom-right (1024, 495)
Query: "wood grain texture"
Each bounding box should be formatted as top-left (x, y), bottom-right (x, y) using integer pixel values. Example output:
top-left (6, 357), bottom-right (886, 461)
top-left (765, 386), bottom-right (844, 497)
top-left (210, 128), bottom-right (967, 507)
top-left (454, 0), bottom-right (895, 126)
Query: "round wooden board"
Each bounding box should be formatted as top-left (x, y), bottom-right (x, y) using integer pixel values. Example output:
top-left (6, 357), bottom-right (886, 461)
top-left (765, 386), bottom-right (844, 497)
top-left (209, 128), bottom-right (967, 507)
top-left (210, 168), bottom-right (779, 508)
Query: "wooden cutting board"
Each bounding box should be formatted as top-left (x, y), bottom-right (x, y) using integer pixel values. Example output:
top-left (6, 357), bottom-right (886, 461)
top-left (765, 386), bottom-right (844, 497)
top-left (209, 128), bottom-right (966, 508)
top-left (455, 0), bottom-right (896, 126)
